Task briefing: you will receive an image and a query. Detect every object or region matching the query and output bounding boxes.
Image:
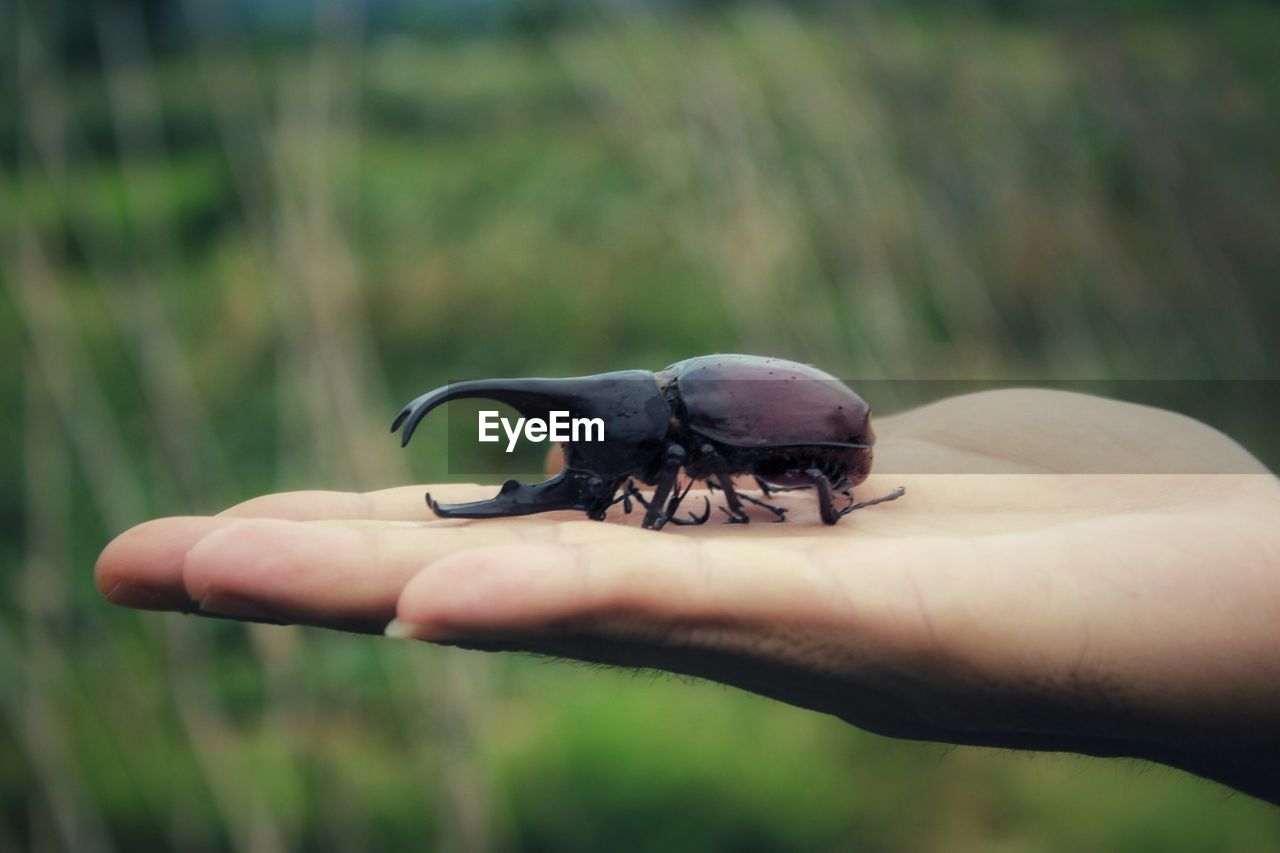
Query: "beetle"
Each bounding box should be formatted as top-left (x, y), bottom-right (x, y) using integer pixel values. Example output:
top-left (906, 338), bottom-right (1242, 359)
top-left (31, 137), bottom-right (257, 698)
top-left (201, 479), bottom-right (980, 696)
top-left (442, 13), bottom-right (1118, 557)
top-left (391, 354), bottom-right (904, 530)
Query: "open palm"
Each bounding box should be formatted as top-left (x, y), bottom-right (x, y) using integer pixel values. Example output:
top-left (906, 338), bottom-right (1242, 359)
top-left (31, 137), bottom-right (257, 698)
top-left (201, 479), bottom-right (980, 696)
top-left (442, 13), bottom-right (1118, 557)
top-left (96, 389), bottom-right (1280, 803)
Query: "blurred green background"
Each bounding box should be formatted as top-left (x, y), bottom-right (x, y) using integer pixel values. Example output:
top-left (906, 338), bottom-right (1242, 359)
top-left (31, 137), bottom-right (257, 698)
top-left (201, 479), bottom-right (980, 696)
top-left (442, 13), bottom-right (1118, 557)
top-left (4, 0), bottom-right (1280, 850)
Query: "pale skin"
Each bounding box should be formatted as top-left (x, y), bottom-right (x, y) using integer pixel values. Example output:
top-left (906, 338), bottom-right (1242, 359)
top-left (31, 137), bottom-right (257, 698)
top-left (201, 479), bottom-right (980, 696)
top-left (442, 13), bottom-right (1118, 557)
top-left (95, 389), bottom-right (1280, 804)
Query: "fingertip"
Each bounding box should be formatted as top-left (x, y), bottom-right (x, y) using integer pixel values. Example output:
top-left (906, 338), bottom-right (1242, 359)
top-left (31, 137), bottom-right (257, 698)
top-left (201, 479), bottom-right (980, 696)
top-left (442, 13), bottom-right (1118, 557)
top-left (395, 542), bottom-right (577, 639)
top-left (180, 517), bottom-right (318, 600)
top-left (181, 519), bottom-right (416, 631)
top-left (95, 516), bottom-right (232, 608)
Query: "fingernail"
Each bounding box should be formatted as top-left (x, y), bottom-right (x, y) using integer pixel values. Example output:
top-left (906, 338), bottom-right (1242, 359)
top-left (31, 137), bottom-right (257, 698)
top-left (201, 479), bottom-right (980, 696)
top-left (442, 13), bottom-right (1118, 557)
top-left (197, 591), bottom-right (288, 625)
top-left (384, 618), bottom-right (425, 640)
top-left (104, 582), bottom-right (191, 612)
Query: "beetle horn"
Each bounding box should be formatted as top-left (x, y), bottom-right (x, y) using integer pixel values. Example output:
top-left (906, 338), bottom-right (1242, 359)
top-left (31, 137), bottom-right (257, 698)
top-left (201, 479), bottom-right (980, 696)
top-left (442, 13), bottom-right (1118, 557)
top-left (425, 469), bottom-right (609, 519)
top-left (390, 378), bottom-right (574, 447)
top-left (390, 371), bottom-right (662, 448)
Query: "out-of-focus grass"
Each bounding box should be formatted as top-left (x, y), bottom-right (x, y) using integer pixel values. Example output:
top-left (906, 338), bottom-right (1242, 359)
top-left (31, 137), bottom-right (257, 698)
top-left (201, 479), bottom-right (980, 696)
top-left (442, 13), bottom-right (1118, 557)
top-left (4, 2), bottom-right (1280, 851)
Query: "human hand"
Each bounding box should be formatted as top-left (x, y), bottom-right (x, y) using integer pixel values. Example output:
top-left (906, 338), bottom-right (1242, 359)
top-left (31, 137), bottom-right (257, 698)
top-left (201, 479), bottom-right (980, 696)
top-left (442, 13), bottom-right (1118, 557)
top-left (95, 390), bottom-right (1280, 803)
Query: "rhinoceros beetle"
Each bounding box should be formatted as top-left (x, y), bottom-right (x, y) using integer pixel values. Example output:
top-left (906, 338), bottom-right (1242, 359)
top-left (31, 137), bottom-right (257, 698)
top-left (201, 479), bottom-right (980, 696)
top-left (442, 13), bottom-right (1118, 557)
top-left (391, 354), bottom-right (904, 530)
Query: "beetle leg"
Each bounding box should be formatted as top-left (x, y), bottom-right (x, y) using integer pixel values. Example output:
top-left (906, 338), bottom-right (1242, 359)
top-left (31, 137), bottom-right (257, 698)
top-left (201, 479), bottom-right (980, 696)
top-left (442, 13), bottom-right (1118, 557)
top-left (838, 486), bottom-right (907, 516)
top-left (665, 475), bottom-right (693, 514)
top-left (626, 479), bottom-right (652, 509)
top-left (829, 476), bottom-right (865, 513)
top-left (694, 444), bottom-right (751, 523)
top-left (668, 496), bottom-right (711, 526)
top-left (702, 446), bottom-right (751, 523)
top-left (737, 491), bottom-right (788, 522)
top-left (804, 468), bottom-right (841, 525)
top-left (611, 490), bottom-right (633, 514)
top-left (643, 445), bottom-right (687, 530)
top-left (612, 478), bottom-right (660, 516)
top-left (660, 476), bottom-right (711, 526)
top-left (614, 479), bottom-right (654, 515)
top-left (713, 477), bottom-right (752, 524)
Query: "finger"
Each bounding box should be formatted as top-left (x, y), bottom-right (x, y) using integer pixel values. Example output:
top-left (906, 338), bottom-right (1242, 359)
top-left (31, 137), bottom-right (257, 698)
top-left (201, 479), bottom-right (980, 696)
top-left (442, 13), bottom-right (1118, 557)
top-left (97, 486), bottom-right (827, 631)
top-left (96, 516), bottom-right (248, 610)
top-left (97, 489), bottom-right (496, 613)
top-left (387, 534), bottom-right (1126, 747)
top-left (217, 484), bottom-right (504, 521)
top-left (387, 537), bottom-right (968, 738)
top-left (145, 516), bottom-right (644, 632)
top-left (388, 537), bottom-right (924, 651)
top-left (97, 514), bottom-right (546, 628)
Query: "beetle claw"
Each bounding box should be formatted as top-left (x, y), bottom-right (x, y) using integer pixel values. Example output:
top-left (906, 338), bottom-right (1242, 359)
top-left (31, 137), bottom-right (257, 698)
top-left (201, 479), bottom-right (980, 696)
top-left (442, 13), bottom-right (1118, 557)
top-left (668, 496), bottom-right (711, 526)
top-left (689, 496), bottom-right (711, 524)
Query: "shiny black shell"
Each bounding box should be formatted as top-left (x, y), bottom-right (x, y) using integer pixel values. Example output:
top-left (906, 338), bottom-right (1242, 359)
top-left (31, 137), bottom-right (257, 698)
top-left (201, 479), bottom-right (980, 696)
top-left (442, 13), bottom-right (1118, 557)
top-left (659, 355), bottom-right (875, 487)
